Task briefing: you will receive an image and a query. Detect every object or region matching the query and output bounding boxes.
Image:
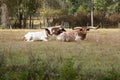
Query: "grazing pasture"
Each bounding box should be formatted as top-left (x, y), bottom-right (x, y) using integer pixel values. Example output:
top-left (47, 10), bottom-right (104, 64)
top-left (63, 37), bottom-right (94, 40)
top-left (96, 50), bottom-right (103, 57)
top-left (0, 29), bottom-right (120, 80)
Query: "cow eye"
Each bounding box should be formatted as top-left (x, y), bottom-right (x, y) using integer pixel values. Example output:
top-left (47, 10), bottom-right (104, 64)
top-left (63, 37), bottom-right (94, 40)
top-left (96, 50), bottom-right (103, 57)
top-left (87, 29), bottom-right (90, 31)
top-left (80, 29), bottom-right (83, 31)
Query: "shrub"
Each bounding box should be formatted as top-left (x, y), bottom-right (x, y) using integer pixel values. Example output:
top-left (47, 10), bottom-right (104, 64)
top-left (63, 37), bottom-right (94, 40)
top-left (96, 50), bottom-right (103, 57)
top-left (108, 13), bottom-right (120, 27)
top-left (59, 60), bottom-right (77, 80)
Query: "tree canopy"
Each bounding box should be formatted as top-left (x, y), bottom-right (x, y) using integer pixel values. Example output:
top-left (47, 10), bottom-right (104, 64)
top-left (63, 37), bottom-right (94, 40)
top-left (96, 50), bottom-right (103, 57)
top-left (0, 0), bottom-right (120, 28)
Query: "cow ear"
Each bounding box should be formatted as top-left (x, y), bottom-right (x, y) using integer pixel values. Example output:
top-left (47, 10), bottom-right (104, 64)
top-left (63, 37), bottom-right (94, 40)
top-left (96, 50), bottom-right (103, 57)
top-left (45, 28), bottom-right (50, 35)
top-left (61, 28), bottom-right (66, 32)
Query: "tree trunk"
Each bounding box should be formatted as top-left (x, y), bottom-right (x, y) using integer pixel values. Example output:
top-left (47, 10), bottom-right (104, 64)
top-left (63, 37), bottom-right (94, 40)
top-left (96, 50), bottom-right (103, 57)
top-left (29, 15), bottom-right (32, 29)
top-left (23, 17), bottom-right (27, 29)
top-left (1, 3), bottom-right (9, 28)
top-left (90, 0), bottom-right (94, 27)
top-left (18, 12), bottom-right (23, 28)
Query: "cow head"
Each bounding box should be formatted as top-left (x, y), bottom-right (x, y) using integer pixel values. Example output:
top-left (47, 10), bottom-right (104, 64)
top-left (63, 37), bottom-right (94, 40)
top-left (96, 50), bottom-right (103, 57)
top-left (44, 26), bottom-right (66, 37)
top-left (74, 26), bottom-right (99, 40)
top-left (51, 27), bottom-right (66, 35)
top-left (75, 27), bottom-right (89, 40)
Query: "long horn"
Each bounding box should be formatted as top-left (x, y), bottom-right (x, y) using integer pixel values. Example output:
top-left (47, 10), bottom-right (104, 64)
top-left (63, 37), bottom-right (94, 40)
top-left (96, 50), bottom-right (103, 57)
top-left (54, 25), bottom-right (63, 28)
top-left (40, 27), bottom-right (47, 29)
top-left (73, 27), bottom-right (82, 30)
top-left (87, 25), bottom-right (100, 29)
top-left (41, 26), bottom-right (61, 29)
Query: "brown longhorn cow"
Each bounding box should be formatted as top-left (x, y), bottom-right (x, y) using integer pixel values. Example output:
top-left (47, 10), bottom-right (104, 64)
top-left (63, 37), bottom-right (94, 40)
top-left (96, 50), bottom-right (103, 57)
top-left (55, 26), bottom-right (100, 42)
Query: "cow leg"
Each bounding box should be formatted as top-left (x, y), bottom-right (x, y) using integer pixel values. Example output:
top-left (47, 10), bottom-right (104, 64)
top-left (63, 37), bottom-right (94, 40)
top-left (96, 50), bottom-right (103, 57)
top-left (41, 37), bottom-right (48, 41)
top-left (25, 36), bottom-right (34, 42)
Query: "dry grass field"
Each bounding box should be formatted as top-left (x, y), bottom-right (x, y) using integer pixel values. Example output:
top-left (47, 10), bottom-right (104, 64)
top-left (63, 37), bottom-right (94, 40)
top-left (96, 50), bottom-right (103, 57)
top-left (0, 29), bottom-right (120, 80)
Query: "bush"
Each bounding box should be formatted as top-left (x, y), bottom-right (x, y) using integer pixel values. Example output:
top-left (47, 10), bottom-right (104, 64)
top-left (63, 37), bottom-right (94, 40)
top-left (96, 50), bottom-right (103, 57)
top-left (52, 12), bottom-right (120, 28)
top-left (108, 13), bottom-right (120, 27)
top-left (75, 13), bottom-right (89, 26)
top-left (59, 60), bottom-right (77, 80)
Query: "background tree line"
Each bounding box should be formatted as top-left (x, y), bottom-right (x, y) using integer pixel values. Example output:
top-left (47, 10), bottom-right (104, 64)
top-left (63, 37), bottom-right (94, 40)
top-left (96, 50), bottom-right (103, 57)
top-left (0, 0), bottom-right (120, 29)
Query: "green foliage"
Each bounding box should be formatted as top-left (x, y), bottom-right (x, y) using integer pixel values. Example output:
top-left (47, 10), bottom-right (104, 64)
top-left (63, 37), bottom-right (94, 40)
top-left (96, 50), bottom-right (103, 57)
top-left (26, 0), bottom-right (40, 15)
top-left (0, 53), bottom-right (6, 80)
top-left (94, 0), bottom-right (112, 13)
top-left (76, 6), bottom-right (87, 14)
top-left (0, 0), bottom-right (120, 28)
top-left (107, 1), bottom-right (120, 14)
top-left (94, 0), bottom-right (120, 15)
top-left (69, 0), bottom-right (80, 14)
top-left (100, 69), bottom-right (120, 80)
top-left (68, 0), bottom-right (90, 14)
top-left (0, 52), bottom-right (120, 80)
top-left (59, 60), bottom-right (77, 80)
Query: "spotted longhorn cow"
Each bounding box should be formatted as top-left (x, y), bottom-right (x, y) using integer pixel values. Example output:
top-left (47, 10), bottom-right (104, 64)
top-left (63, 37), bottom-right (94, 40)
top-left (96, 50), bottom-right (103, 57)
top-left (55, 26), bottom-right (100, 42)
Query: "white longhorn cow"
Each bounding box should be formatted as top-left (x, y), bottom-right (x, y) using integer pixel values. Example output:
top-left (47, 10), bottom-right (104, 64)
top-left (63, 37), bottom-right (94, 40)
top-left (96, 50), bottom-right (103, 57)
top-left (23, 26), bottom-right (66, 42)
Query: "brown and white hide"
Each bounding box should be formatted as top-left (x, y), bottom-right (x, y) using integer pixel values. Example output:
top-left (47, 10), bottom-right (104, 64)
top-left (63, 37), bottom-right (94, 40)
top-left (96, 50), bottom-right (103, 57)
top-left (56, 27), bottom-right (89, 42)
